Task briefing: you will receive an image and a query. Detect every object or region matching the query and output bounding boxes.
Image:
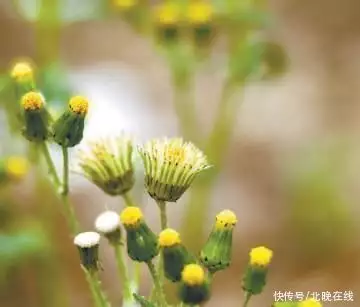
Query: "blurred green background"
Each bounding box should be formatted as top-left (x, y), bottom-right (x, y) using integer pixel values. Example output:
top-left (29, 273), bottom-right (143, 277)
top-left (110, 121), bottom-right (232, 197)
top-left (0, 0), bottom-right (359, 306)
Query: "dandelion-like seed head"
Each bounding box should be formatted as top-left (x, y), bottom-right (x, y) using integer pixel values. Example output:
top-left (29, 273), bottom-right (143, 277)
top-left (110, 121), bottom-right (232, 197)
top-left (69, 96), bottom-right (89, 115)
top-left (249, 246), bottom-right (273, 267)
top-left (11, 61), bottom-right (33, 82)
top-left (74, 232), bottom-right (101, 248)
top-left (75, 135), bottom-right (134, 196)
top-left (187, 2), bottom-right (213, 25)
top-left (21, 91), bottom-right (44, 111)
top-left (154, 3), bottom-right (181, 25)
top-left (299, 299), bottom-right (322, 307)
top-left (182, 264), bottom-right (205, 286)
top-left (159, 228), bottom-right (181, 247)
top-left (95, 211), bottom-right (121, 234)
top-left (139, 137), bottom-right (210, 202)
top-left (215, 210), bottom-right (237, 230)
top-left (120, 206), bottom-right (143, 228)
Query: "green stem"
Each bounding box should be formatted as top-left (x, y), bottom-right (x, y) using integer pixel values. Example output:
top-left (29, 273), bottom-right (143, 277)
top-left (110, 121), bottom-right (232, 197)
top-left (122, 192), bottom-right (135, 207)
top-left (83, 267), bottom-right (109, 307)
top-left (113, 243), bottom-right (132, 302)
top-left (41, 143), bottom-right (61, 187)
top-left (157, 200), bottom-right (168, 230)
top-left (61, 146), bottom-right (79, 234)
top-left (243, 292), bottom-right (252, 307)
top-left (146, 261), bottom-right (167, 307)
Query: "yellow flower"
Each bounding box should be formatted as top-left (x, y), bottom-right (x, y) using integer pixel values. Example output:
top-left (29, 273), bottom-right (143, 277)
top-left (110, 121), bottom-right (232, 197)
top-left (299, 299), bottom-right (322, 307)
top-left (120, 206), bottom-right (143, 227)
top-left (187, 2), bottom-right (213, 25)
top-left (69, 96), bottom-right (89, 115)
top-left (181, 264), bottom-right (205, 286)
top-left (113, 0), bottom-right (137, 9)
top-left (21, 91), bottom-right (44, 111)
top-left (249, 246), bottom-right (273, 267)
top-left (159, 228), bottom-right (181, 247)
top-left (215, 210), bottom-right (237, 230)
top-left (5, 157), bottom-right (29, 180)
top-left (154, 2), bottom-right (181, 25)
top-left (11, 61), bottom-right (33, 82)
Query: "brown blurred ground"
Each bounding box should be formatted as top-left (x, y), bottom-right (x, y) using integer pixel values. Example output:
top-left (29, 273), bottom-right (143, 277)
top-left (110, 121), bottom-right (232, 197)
top-left (0, 0), bottom-right (360, 306)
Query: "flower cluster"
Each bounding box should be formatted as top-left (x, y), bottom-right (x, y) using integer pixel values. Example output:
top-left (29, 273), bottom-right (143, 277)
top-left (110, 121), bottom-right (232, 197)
top-left (9, 61), bottom-right (275, 307)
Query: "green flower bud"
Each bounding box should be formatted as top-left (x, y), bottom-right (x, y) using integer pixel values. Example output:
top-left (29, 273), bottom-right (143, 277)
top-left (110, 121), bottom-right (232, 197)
top-left (120, 207), bottom-right (158, 262)
top-left (153, 3), bottom-right (181, 43)
top-left (178, 264), bottom-right (211, 305)
top-left (138, 138), bottom-right (210, 202)
top-left (52, 96), bottom-right (89, 147)
top-left (74, 135), bottom-right (134, 196)
top-left (159, 228), bottom-right (196, 282)
top-left (74, 232), bottom-right (101, 271)
top-left (200, 210), bottom-right (237, 274)
top-left (20, 91), bottom-right (50, 142)
top-left (242, 246), bottom-right (273, 295)
top-left (11, 61), bottom-right (36, 92)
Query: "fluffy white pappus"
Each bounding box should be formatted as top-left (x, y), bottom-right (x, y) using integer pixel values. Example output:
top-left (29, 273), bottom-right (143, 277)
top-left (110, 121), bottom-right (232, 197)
top-left (95, 211), bottom-right (121, 234)
top-left (74, 231), bottom-right (101, 248)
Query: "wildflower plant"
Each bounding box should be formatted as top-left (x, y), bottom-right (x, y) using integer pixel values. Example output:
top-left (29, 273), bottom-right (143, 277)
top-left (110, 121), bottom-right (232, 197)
top-left (3, 0), bottom-right (290, 306)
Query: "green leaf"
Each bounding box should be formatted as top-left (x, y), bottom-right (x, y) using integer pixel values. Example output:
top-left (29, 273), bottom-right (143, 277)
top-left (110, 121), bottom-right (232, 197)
top-left (133, 294), bottom-right (156, 307)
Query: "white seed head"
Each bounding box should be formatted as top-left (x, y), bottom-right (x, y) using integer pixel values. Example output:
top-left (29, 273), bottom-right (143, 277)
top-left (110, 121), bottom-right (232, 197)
top-left (74, 231), bottom-right (101, 248)
top-left (95, 211), bottom-right (121, 234)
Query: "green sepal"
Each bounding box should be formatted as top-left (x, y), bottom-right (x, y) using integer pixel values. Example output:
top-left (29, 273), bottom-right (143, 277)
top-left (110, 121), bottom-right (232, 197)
top-left (242, 265), bottom-right (268, 295)
top-left (95, 170), bottom-right (134, 196)
top-left (77, 246), bottom-right (100, 271)
top-left (179, 280), bottom-right (211, 305)
top-left (157, 25), bottom-right (180, 43)
top-left (145, 175), bottom-right (188, 202)
top-left (200, 228), bottom-right (233, 274)
top-left (133, 294), bottom-right (156, 307)
top-left (22, 108), bottom-right (50, 142)
top-left (126, 222), bottom-right (159, 262)
top-left (163, 244), bottom-right (196, 282)
top-left (52, 110), bottom-right (85, 147)
top-left (193, 24), bottom-right (214, 47)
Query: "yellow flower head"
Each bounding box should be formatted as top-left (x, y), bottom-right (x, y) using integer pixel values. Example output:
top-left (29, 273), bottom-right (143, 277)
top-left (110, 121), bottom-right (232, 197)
top-left (120, 206), bottom-right (143, 227)
top-left (11, 61), bottom-right (33, 82)
top-left (249, 246), bottom-right (273, 267)
top-left (21, 91), bottom-right (44, 111)
top-left (5, 156), bottom-right (29, 180)
top-left (69, 96), bottom-right (89, 115)
top-left (113, 0), bottom-right (137, 9)
top-left (215, 209), bottom-right (237, 230)
top-left (159, 228), bottom-right (181, 247)
top-left (187, 2), bottom-right (213, 25)
top-left (181, 264), bottom-right (205, 286)
top-left (299, 299), bottom-right (322, 307)
top-left (154, 3), bottom-right (181, 25)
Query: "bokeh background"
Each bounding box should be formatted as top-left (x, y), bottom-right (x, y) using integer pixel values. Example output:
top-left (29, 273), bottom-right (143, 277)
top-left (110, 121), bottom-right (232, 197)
top-left (0, 0), bottom-right (360, 306)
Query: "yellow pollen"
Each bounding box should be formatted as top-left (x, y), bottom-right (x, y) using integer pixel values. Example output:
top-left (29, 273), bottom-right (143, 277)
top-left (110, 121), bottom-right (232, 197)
top-left (155, 3), bottom-right (181, 25)
top-left (69, 96), bottom-right (89, 115)
top-left (11, 62), bottom-right (33, 82)
top-left (249, 246), bottom-right (273, 267)
top-left (159, 228), bottom-right (181, 247)
top-left (187, 2), bottom-right (213, 25)
top-left (5, 157), bottom-right (29, 180)
top-left (165, 146), bottom-right (186, 163)
top-left (181, 264), bottom-right (205, 286)
top-left (120, 206), bottom-right (143, 227)
top-left (299, 299), bottom-right (322, 307)
top-left (21, 91), bottom-right (44, 111)
top-left (215, 210), bottom-right (237, 230)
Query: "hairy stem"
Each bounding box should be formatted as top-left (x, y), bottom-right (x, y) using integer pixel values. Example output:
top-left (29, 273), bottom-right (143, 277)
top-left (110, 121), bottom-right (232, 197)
top-left (61, 146), bottom-right (79, 234)
top-left (41, 143), bottom-right (61, 187)
top-left (83, 267), bottom-right (110, 307)
top-left (113, 243), bottom-right (132, 302)
top-left (243, 292), bottom-right (252, 307)
top-left (146, 261), bottom-right (167, 307)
